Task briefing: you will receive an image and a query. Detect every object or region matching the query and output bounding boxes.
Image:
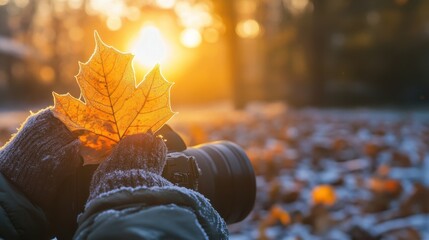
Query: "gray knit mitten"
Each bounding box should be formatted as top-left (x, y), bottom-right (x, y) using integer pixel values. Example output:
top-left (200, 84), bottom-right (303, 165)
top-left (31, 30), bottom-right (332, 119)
top-left (0, 108), bottom-right (82, 210)
top-left (88, 132), bottom-right (172, 202)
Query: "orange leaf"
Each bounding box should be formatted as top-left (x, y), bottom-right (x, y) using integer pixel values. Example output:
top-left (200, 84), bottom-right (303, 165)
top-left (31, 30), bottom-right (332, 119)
top-left (311, 185), bottom-right (336, 206)
top-left (52, 32), bottom-right (175, 164)
top-left (270, 205), bottom-right (290, 225)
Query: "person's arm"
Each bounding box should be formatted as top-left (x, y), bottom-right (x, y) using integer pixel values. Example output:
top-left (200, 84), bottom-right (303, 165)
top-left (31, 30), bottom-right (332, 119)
top-left (0, 173), bottom-right (50, 239)
top-left (0, 108), bottom-right (82, 239)
top-left (74, 133), bottom-right (228, 240)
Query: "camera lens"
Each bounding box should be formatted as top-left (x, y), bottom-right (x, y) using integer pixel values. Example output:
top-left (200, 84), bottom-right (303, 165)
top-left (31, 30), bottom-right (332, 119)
top-left (183, 141), bottom-right (256, 224)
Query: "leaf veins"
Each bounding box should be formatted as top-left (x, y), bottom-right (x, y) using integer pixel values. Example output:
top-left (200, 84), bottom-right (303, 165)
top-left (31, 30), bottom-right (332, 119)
top-left (53, 32), bottom-right (175, 164)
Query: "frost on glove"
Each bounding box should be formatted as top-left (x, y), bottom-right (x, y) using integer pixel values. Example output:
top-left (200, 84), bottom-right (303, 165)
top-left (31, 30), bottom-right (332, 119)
top-left (80, 132), bottom-right (230, 240)
top-left (88, 132), bottom-right (172, 203)
top-left (0, 108), bottom-right (82, 210)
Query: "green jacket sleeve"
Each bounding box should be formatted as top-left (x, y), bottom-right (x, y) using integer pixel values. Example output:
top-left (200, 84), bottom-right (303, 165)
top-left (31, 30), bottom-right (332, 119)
top-left (0, 173), bottom-right (50, 240)
top-left (74, 186), bottom-right (229, 240)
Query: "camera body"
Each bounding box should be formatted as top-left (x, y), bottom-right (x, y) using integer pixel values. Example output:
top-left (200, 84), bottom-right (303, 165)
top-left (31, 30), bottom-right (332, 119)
top-left (162, 152), bottom-right (200, 190)
top-left (53, 125), bottom-right (256, 239)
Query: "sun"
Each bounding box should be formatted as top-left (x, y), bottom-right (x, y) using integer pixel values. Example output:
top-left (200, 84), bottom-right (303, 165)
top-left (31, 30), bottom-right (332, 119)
top-left (130, 25), bottom-right (168, 68)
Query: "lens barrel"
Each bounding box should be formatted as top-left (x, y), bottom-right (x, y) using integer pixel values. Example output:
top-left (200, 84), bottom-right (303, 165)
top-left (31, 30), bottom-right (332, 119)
top-left (183, 141), bottom-right (256, 224)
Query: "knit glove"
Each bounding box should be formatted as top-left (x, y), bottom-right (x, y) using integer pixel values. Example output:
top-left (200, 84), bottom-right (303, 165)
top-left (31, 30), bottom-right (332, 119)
top-left (88, 132), bottom-right (172, 203)
top-left (0, 108), bottom-right (82, 210)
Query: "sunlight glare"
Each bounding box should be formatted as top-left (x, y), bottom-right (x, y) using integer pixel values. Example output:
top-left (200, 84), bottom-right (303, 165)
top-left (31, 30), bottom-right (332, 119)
top-left (88, 0), bottom-right (125, 18)
top-left (236, 19), bottom-right (260, 39)
top-left (106, 16), bottom-right (122, 31)
top-left (283, 0), bottom-right (310, 15)
top-left (126, 6), bottom-right (141, 21)
top-left (130, 25), bottom-right (167, 68)
top-left (180, 28), bottom-right (202, 48)
top-left (67, 0), bottom-right (82, 9)
top-left (156, 0), bottom-right (175, 9)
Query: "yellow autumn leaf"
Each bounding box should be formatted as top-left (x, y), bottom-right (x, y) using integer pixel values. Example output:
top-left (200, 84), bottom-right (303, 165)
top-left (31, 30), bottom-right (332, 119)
top-left (52, 32), bottom-right (175, 164)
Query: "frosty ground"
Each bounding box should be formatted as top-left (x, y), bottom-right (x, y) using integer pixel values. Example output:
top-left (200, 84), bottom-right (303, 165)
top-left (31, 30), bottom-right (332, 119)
top-left (1, 103), bottom-right (428, 240)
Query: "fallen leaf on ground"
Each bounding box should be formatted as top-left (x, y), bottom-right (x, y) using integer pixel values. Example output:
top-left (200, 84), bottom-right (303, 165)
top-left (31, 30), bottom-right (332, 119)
top-left (312, 184), bottom-right (336, 206)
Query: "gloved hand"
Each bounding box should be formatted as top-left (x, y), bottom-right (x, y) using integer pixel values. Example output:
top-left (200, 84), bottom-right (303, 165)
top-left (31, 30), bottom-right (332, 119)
top-left (0, 108), bottom-right (82, 211)
top-left (88, 132), bottom-right (172, 203)
top-left (79, 132), bottom-right (230, 240)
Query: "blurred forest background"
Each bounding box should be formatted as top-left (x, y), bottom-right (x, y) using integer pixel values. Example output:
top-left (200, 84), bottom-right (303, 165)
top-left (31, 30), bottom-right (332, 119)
top-left (1, 0), bottom-right (429, 108)
top-left (2, 1), bottom-right (429, 239)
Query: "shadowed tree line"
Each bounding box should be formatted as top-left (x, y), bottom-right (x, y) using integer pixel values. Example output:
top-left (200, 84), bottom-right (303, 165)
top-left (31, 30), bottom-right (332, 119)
top-left (1, 0), bottom-right (429, 107)
top-left (230, 0), bottom-right (429, 107)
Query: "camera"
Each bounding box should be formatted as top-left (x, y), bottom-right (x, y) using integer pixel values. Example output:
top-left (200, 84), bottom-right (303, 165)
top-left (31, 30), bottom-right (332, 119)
top-left (158, 125), bottom-right (256, 224)
top-left (163, 142), bottom-right (256, 225)
top-left (53, 125), bottom-right (256, 238)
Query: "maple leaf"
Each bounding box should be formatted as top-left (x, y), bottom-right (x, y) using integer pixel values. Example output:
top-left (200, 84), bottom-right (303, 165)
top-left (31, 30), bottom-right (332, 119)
top-left (52, 32), bottom-right (175, 164)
